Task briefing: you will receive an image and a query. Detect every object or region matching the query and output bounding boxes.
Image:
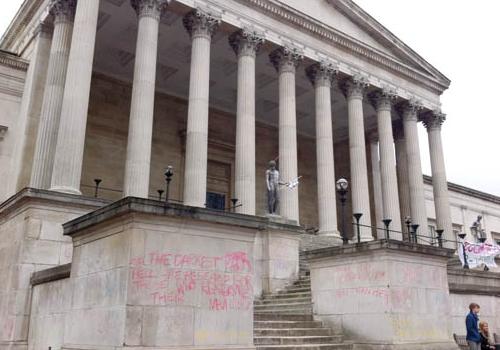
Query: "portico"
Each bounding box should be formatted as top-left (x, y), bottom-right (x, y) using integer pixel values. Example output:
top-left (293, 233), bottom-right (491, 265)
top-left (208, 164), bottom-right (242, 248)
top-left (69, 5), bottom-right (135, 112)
top-left (22, 0), bottom-right (452, 242)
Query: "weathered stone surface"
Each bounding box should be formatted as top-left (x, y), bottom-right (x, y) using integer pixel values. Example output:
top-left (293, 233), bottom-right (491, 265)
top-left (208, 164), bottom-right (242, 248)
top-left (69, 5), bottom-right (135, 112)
top-left (304, 240), bottom-right (458, 349)
top-left (0, 189), bottom-right (105, 344)
top-left (59, 198), bottom-right (300, 349)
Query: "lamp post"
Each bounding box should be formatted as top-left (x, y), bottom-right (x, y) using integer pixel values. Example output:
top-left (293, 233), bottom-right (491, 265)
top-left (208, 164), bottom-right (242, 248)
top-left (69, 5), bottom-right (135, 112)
top-left (411, 224), bottom-right (419, 244)
top-left (336, 178), bottom-right (349, 245)
top-left (382, 219), bottom-right (392, 240)
top-left (230, 198), bottom-right (238, 212)
top-left (458, 232), bottom-right (469, 269)
top-left (404, 216), bottom-right (412, 242)
top-left (164, 166), bottom-right (174, 205)
top-left (353, 213), bottom-right (362, 243)
top-left (436, 229), bottom-right (444, 248)
top-left (157, 189), bottom-right (164, 201)
top-left (93, 178), bottom-right (102, 198)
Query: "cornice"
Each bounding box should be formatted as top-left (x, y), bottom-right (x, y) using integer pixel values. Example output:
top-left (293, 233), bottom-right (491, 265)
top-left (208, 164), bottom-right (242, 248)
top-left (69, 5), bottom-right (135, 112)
top-left (0, 0), bottom-right (46, 52)
top-left (0, 50), bottom-right (28, 71)
top-left (232, 0), bottom-right (449, 95)
top-left (423, 175), bottom-right (500, 207)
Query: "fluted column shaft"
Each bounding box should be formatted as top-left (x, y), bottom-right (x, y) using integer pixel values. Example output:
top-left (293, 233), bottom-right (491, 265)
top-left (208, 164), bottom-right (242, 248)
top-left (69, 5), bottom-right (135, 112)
top-left (373, 92), bottom-right (402, 237)
top-left (394, 124), bottom-right (411, 238)
top-left (31, 0), bottom-right (75, 189)
top-left (369, 134), bottom-right (384, 234)
top-left (50, 0), bottom-right (100, 194)
top-left (306, 62), bottom-right (339, 239)
top-left (344, 77), bottom-right (372, 241)
top-left (402, 104), bottom-right (428, 234)
top-left (123, 0), bottom-right (168, 198)
top-left (425, 111), bottom-right (453, 245)
top-left (229, 29), bottom-right (263, 215)
top-left (269, 47), bottom-right (303, 223)
top-left (12, 23), bottom-right (52, 192)
top-left (182, 10), bottom-right (219, 207)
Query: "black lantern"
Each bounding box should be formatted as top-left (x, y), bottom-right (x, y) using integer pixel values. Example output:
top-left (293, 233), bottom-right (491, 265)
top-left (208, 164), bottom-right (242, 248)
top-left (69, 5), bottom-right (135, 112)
top-left (336, 178), bottom-right (349, 245)
top-left (164, 166), bottom-right (174, 204)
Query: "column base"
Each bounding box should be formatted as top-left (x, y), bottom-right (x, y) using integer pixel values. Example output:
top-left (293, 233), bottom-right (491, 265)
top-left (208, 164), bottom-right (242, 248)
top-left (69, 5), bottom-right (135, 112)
top-left (48, 185), bottom-right (82, 195)
top-left (317, 230), bottom-right (343, 244)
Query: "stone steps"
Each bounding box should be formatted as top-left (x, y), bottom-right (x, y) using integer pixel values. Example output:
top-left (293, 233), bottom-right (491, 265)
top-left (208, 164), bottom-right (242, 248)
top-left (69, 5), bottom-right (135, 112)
top-left (254, 328), bottom-right (332, 336)
top-left (255, 314), bottom-right (315, 321)
top-left (263, 291), bottom-right (311, 299)
top-left (255, 301), bottom-right (313, 310)
top-left (256, 344), bottom-right (352, 350)
top-left (255, 296), bottom-right (312, 305)
top-left (255, 335), bottom-right (343, 345)
top-left (254, 273), bottom-right (352, 350)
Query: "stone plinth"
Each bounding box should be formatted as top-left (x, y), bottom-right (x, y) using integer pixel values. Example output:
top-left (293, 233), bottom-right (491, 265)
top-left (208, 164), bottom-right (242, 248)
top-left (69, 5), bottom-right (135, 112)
top-left (61, 197), bottom-right (300, 349)
top-left (303, 240), bottom-right (459, 350)
top-left (0, 189), bottom-right (106, 348)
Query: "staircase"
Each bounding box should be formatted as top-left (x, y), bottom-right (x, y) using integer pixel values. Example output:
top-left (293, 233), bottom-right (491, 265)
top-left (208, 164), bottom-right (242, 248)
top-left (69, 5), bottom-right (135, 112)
top-left (253, 271), bottom-right (352, 350)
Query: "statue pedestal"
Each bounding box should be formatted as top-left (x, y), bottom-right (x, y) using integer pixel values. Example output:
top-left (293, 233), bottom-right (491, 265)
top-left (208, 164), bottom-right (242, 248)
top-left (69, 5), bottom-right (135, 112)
top-left (303, 240), bottom-right (459, 350)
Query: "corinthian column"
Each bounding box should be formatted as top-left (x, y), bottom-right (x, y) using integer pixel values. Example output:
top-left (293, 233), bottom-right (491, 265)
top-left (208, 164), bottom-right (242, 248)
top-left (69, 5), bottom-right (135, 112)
top-left (31, 0), bottom-right (76, 189)
top-left (228, 28), bottom-right (264, 215)
top-left (50, 0), bottom-right (100, 194)
top-left (12, 22), bottom-right (52, 192)
top-left (401, 101), bottom-right (427, 234)
top-left (424, 111), bottom-right (453, 245)
top-left (368, 132), bottom-right (384, 234)
top-left (393, 121), bottom-right (411, 239)
top-left (182, 9), bottom-right (220, 207)
top-left (342, 76), bottom-right (372, 241)
top-left (123, 0), bottom-right (168, 198)
top-left (269, 46), bottom-right (303, 223)
top-left (372, 90), bottom-right (402, 237)
top-left (305, 61), bottom-right (339, 239)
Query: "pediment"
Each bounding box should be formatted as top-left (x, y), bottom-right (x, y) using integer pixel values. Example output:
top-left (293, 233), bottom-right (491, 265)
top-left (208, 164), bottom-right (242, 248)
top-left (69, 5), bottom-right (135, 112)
top-left (276, 0), bottom-right (449, 85)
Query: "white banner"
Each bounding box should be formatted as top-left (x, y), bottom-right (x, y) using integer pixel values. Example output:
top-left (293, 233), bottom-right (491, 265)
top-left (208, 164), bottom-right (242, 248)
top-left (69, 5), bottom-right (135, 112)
top-left (458, 241), bottom-right (500, 268)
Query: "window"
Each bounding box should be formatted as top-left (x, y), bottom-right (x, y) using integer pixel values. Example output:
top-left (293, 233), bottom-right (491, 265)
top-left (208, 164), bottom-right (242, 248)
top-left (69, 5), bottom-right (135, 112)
top-left (453, 224), bottom-right (463, 249)
top-left (491, 232), bottom-right (500, 246)
top-left (428, 225), bottom-right (436, 245)
top-left (206, 192), bottom-right (226, 210)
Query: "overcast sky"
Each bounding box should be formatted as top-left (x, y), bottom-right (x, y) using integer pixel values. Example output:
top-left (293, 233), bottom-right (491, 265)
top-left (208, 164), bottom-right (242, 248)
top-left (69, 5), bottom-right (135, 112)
top-left (1, 1), bottom-right (499, 195)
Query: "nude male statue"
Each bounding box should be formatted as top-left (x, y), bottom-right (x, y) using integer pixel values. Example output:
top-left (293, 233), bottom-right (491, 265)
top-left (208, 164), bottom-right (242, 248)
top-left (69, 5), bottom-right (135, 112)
top-left (266, 160), bottom-right (281, 214)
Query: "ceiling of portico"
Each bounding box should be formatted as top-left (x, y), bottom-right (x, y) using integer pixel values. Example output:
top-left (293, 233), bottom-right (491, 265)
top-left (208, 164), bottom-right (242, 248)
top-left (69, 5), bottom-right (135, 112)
top-left (94, 0), bottom-right (385, 139)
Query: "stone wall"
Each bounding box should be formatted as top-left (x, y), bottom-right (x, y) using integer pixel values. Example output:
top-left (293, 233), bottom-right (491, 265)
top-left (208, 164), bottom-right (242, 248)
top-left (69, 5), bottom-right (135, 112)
top-left (448, 267), bottom-right (500, 336)
top-left (28, 265), bottom-right (71, 350)
top-left (0, 53), bottom-right (27, 202)
top-left (53, 197), bottom-right (300, 349)
top-left (0, 189), bottom-right (105, 346)
top-left (304, 240), bottom-right (458, 350)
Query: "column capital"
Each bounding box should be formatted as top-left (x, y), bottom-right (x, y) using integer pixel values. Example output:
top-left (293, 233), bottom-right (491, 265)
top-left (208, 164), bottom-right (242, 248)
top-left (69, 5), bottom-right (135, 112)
top-left (399, 99), bottom-right (423, 122)
top-left (423, 110), bottom-right (446, 131)
top-left (34, 20), bottom-right (53, 38)
top-left (228, 28), bottom-right (264, 58)
top-left (269, 46), bottom-right (303, 73)
top-left (131, 0), bottom-right (169, 20)
top-left (341, 75), bottom-right (369, 100)
top-left (305, 60), bottom-right (338, 88)
top-left (370, 88), bottom-right (397, 112)
top-left (183, 8), bottom-right (220, 39)
top-left (50, 0), bottom-right (77, 23)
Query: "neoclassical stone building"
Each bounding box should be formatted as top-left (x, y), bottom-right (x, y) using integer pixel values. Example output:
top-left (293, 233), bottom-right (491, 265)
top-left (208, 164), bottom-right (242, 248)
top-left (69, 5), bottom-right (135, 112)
top-left (1, 1), bottom-right (500, 349)
top-left (0, 0), bottom-right (454, 240)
